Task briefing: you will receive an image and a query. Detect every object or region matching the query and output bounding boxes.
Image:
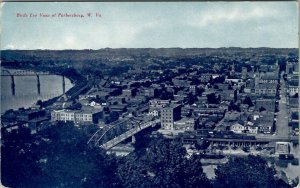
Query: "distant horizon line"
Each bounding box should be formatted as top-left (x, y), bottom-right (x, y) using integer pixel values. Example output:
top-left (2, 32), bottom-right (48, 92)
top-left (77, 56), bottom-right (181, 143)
top-left (1, 47), bottom-right (299, 51)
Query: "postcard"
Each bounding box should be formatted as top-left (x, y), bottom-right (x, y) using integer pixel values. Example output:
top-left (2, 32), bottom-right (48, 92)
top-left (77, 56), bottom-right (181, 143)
top-left (1, 1), bottom-right (299, 188)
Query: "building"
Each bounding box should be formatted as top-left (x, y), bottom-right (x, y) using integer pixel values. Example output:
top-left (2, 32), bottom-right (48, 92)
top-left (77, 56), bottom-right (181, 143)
top-left (254, 114), bottom-right (275, 134)
top-left (148, 108), bottom-right (160, 117)
top-left (172, 77), bottom-right (190, 87)
top-left (161, 104), bottom-right (182, 130)
top-left (244, 122), bottom-right (259, 134)
top-left (256, 72), bottom-right (279, 84)
top-left (216, 83), bottom-right (230, 90)
top-left (286, 62), bottom-right (296, 74)
top-left (174, 118), bottom-right (195, 131)
top-left (143, 88), bottom-right (156, 97)
top-left (255, 99), bottom-right (275, 112)
top-left (75, 109), bottom-right (103, 124)
top-left (200, 74), bottom-right (212, 83)
top-left (219, 89), bottom-right (237, 102)
top-left (17, 109), bottom-right (46, 122)
top-left (254, 83), bottom-right (277, 97)
top-left (287, 80), bottom-right (298, 96)
top-left (230, 121), bottom-right (245, 134)
top-left (51, 110), bottom-right (76, 122)
top-left (275, 142), bottom-right (290, 155)
top-left (149, 99), bottom-right (170, 108)
top-left (122, 88), bottom-right (136, 97)
top-left (51, 109), bottom-right (103, 124)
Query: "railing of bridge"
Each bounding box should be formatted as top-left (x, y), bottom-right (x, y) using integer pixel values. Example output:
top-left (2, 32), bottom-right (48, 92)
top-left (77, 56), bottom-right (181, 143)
top-left (1, 69), bottom-right (53, 76)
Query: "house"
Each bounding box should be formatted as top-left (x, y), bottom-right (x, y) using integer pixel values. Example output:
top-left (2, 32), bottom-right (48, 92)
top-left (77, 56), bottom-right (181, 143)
top-left (230, 120), bottom-right (245, 133)
top-left (286, 61), bottom-right (298, 75)
top-left (148, 108), bottom-right (160, 117)
top-left (254, 115), bottom-right (274, 134)
top-left (244, 121), bottom-right (258, 134)
top-left (200, 74), bottom-right (212, 83)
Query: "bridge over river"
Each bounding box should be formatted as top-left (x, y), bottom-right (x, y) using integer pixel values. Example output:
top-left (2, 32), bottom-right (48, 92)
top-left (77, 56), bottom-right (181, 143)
top-left (1, 69), bottom-right (65, 95)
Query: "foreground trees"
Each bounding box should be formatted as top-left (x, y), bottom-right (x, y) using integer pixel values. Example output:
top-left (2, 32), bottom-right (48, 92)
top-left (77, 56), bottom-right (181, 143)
top-left (117, 137), bottom-right (211, 188)
top-left (1, 122), bottom-right (292, 188)
top-left (214, 155), bottom-right (291, 188)
top-left (1, 122), bottom-right (120, 188)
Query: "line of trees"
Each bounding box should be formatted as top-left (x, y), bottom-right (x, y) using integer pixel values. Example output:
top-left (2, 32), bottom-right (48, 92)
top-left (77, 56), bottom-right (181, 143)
top-left (1, 121), bottom-right (292, 188)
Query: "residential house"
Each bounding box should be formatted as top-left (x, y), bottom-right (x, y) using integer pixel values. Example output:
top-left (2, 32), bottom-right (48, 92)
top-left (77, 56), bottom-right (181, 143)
top-left (230, 120), bottom-right (245, 133)
top-left (254, 114), bottom-right (275, 134)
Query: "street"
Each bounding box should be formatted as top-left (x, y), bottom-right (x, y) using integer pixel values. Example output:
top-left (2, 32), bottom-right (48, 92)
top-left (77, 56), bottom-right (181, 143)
top-left (276, 73), bottom-right (290, 137)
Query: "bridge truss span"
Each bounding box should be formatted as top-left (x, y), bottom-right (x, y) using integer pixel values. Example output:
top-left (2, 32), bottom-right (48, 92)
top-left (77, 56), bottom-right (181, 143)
top-left (88, 118), bottom-right (160, 150)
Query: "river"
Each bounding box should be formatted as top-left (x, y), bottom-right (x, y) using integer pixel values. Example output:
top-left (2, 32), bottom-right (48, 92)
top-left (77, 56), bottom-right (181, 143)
top-left (1, 68), bottom-right (73, 113)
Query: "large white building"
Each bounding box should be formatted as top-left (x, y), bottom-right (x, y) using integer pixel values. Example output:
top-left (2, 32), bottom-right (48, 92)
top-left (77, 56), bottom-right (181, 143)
top-left (51, 110), bottom-right (76, 122)
top-left (51, 109), bottom-right (103, 124)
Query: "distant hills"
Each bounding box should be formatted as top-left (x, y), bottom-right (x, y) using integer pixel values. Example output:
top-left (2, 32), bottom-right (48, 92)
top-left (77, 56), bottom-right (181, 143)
top-left (1, 48), bottom-right (298, 62)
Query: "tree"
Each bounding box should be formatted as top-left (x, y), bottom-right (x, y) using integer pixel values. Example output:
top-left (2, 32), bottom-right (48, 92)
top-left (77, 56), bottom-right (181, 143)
top-left (214, 155), bottom-right (291, 188)
top-left (259, 106), bottom-right (266, 112)
top-left (228, 102), bottom-right (241, 112)
top-left (243, 96), bottom-right (253, 107)
top-left (211, 76), bottom-right (225, 84)
top-left (207, 93), bottom-right (220, 104)
top-left (1, 127), bottom-right (41, 187)
top-left (1, 122), bottom-right (121, 188)
top-left (117, 137), bottom-right (211, 188)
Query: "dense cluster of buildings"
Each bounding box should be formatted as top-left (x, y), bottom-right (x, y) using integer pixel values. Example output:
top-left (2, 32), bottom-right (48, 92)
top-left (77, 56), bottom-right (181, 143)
top-left (2, 54), bottom-right (298, 144)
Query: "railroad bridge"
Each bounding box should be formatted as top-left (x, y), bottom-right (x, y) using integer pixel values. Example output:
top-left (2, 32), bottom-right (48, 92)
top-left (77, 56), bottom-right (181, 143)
top-left (1, 69), bottom-right (65, 95)
top-left (88, 117), bottom-right (160, 150)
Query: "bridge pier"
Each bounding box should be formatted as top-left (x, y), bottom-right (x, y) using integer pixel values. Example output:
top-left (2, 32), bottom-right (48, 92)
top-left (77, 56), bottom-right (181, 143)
top-left (37, 75), bottom-right (40, 95)
top-left (62, 76), bottom-right (66, 94)
top-left (10, 75), bottom-right (15, 95)
top-left (131, 135), bottom-right (136, 144)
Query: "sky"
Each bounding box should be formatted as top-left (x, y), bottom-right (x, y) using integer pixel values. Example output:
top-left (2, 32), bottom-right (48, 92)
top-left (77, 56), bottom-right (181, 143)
top-left (0, 2), bottom-right (298, 50)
